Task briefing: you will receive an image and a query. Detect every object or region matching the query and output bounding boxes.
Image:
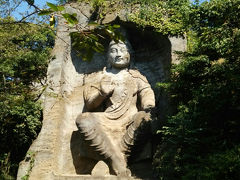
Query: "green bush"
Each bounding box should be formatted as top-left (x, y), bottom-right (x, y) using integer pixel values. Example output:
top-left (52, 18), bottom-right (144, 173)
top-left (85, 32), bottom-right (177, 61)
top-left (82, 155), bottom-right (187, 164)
top-left (0, 18), bottom-right (54, 178)
top-left (153, 0), bottom-right (240, 179)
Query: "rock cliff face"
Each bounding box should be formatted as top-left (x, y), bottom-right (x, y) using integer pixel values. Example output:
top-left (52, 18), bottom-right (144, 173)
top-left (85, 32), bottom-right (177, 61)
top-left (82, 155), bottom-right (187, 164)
top-left (17, 2), bottom-right (185, 180)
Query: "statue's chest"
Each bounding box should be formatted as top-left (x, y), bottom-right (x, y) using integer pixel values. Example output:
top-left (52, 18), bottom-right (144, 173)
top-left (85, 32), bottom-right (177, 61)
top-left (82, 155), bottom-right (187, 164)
top-left (105, 72), bottom-right (137, 103)
top-left (113, 74), bottom-right (136, 94)
top-left (104, 71), bottom-right (138, 118)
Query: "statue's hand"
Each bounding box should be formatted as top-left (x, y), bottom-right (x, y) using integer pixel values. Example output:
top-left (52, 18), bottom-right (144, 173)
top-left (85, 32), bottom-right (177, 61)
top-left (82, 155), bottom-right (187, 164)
top-left (100, 76), bottom-right (114, 96)
top-left (143, 104), bottom-right (155, 113)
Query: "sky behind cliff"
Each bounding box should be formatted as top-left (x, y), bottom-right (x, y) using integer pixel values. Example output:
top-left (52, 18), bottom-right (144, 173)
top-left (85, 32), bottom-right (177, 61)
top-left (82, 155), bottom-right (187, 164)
top-left (12, 0), bottom-right (208, 21)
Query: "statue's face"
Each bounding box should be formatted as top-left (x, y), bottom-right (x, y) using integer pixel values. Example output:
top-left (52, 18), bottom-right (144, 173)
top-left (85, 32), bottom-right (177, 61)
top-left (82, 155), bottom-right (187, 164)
top-left (108, 42), bottom-right (130, 69)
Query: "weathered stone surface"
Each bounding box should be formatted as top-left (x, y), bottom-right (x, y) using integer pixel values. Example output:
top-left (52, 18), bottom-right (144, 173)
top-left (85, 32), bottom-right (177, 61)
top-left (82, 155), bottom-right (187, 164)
top-left (53, 175), bottom-right (141, 180)
top-left (17, 2), bottom-right (185, 180)
top-left (74, 40), bottom-right (155, 176)
top-left (169, 36), bottom-right (187, 64)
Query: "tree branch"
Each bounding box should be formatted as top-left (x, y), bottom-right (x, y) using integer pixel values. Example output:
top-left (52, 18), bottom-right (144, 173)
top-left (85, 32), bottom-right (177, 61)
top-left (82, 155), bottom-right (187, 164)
top-left (19, 10), bottom-right (39, 22)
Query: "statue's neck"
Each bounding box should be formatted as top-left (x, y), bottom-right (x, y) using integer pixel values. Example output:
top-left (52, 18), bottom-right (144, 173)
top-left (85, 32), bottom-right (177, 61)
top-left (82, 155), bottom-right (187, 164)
top-left (109, 67), bottom-right (128, 74)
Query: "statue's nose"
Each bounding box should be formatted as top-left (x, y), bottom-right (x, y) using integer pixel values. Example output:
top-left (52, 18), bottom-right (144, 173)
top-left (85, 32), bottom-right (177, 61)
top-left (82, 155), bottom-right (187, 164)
top-left (116, 51), bottom-right (123, 57)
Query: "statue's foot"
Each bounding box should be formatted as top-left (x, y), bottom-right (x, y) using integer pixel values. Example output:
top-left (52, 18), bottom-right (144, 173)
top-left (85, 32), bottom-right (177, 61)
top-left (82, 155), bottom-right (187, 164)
top-left (112, 163), bottom-right (131, 177)
top-left (118, 169), bottom-right (131, 177)
top-left (110, 155), bottom-right (131, 177)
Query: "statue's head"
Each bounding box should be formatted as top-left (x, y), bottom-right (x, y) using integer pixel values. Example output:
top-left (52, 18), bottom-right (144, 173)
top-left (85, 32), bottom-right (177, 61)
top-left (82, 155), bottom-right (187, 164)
top-left (107, 40), bottom-right (131, 69)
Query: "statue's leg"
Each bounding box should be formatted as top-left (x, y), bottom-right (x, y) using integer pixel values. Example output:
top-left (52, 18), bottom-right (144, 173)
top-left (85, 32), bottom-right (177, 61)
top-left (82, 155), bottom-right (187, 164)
top-left (76, 112), bottom-right (130, 176)
top-left (70, 130), bottom-right (98, 174)
top-left (120, 111), bottom-right (151, 155)
top-left (74, 157), bottom-right (98, 174)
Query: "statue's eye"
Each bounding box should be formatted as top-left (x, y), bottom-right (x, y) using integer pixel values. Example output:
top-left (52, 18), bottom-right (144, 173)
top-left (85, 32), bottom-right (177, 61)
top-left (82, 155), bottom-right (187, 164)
top-left (121, 48), bottom-right (127, 53)
top-left (110, 48), bottom-right (117, 53)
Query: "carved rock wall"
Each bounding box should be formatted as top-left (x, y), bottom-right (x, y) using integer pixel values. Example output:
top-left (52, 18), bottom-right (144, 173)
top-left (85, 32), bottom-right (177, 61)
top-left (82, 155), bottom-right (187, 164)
top-left (17, 2), bottom-right (185, 180)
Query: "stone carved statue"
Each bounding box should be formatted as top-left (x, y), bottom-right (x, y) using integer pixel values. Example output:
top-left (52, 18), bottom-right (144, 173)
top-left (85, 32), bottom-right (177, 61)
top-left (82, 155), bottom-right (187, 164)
top-left (76, 40), bottom-right (155, 176)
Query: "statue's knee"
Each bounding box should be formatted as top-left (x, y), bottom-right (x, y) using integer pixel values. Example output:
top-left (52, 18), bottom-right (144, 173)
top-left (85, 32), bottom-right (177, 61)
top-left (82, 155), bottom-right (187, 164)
top-left (76, 112), bottom-right (97, 131)
top-left (134, 111), bottom-right (150, 121)
top-left (132, 111), bottom-right (151, 127)
top-left (76, 113), bottom-right (91, 127)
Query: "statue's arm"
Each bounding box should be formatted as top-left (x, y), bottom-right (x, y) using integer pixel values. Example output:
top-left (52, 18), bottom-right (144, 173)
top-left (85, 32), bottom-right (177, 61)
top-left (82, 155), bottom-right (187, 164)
top-left (138, 85), bottom-right (155, 111)
top-left (129, 69), bottom-right (155, 111)
top-left (84, 75), bottom-right (114, 111)
top-left (83, 85), bottom-right (106, 111)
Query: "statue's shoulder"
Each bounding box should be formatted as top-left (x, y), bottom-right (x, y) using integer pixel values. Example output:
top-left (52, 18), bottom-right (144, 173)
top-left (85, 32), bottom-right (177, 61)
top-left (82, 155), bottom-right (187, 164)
top-left (129, 69), bottom-right (148, 83)
top-left (83, 71), bottom-right (104, 85)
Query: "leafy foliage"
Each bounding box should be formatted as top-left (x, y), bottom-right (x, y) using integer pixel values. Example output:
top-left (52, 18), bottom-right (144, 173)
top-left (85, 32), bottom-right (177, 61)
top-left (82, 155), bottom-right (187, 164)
top-left (39, 0), bottom-right (190, 61)
top-left (188, 0), bottom-right (240, 60)
top-left (154, 0), bottom-right (240, 179)
top-left (127, 0), bottom-right (190, 35)
top-left (67, 0), bottom-right (190, 36)
top-left (0, 17), bottom-right (54, 178)
top-left (71, 23), bottom-right (123, 61)
top-left (39, 1), bottom-right (124, 61)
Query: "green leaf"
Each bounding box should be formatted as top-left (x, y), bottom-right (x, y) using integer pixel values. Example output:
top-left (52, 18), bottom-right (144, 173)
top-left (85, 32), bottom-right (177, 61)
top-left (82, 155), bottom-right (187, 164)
top-left (68, 23), bottom-right (74, 27)
top-left (38, 10), bottom-right (53, 16)
top-left (62, 13), bottom-right (70, 19)
top-left (94, 41), bottom-right (104, 52)
top-left (107, 25), bottom-right (114, 31)
top-left (112, 24), bottom-right (120, 28)
top-left (92, 46), bottom-right (101, 53)
top-left (88, 34), bottom-right (98, 41)
top-left (106, 29), bottom-right (114, 38)
top-left (69, 14), bottom-right (78, 24)
top-left (62, 13), bottom-right (78, 25)
top-left (46, 2), bottom-right (58, 11)
top-left (88, 21), bottom-right (99, 26)
top-left (57, 6), bottom-right (65, 11)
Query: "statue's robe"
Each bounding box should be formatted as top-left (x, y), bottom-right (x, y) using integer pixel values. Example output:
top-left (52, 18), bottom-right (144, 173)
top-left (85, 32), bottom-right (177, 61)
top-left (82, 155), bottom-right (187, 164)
top-left (76, 68), bottom-right (155, 159)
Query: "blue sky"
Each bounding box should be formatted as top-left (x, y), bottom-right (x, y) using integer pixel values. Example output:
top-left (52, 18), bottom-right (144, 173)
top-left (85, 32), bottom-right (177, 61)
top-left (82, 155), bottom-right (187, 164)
top-left (12, 0), bottom-right (208, 21)
top-left (12, 0), bottom-right (58, 21)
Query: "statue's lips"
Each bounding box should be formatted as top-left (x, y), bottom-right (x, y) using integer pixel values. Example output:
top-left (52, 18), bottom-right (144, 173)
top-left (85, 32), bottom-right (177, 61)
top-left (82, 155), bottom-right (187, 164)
top-left (114, 58), bottom-right (125, 62)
